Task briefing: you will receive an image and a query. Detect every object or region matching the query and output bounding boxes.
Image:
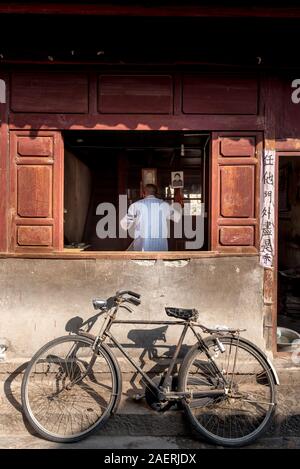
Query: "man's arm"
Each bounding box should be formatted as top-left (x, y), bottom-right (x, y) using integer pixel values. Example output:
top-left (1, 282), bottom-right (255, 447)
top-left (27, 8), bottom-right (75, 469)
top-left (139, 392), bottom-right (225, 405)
top-left (168, 202), bottom-right (182, 223)
top-left (120, 202), bottom-right (137, 230)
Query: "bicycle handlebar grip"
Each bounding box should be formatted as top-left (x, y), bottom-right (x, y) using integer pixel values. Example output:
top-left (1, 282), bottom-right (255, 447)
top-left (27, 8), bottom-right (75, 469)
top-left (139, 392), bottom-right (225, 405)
top-left (128, 297), bottom-right (141, 306)
top-left (127, 291), bottom-right (141, 299)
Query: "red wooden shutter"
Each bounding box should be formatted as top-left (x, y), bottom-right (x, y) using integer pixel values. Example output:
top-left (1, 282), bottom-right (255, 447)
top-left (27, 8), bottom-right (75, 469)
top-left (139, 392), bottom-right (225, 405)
top-left (0, 74), bottom-right (8, 253)
top-left (211, 132), bottom-right (261, 253)
top-left (9, 131), bottom-right (63, 252)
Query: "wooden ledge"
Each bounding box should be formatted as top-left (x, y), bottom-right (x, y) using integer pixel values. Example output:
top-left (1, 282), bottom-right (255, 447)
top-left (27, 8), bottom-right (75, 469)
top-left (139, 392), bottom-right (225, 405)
top-left (0, 251), bottom-right (259, 260)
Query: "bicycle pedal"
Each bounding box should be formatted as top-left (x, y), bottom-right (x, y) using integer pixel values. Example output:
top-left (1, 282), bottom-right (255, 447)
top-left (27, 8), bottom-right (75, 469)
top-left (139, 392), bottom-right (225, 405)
top-left (132, 393), bottom-right (145, 401)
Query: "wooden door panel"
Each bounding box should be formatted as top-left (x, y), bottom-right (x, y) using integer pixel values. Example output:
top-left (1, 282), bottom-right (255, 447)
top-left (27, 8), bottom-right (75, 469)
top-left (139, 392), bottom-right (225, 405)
top-left (220, 137), bottom-right (256, 157)
top-left (11, 72), bottom-right (89, 114)
top-left (219, 226), bottom-right (254, 246)
top-left (17, 165), bottom-right (52, 218)
top-left (17, 136), bottom-right (54, 157)
top-left (17, 225), bottom-right (53, 246)
top-left (220, 166), bottom-right (255, 218)
top-left (182, 75), bottom-right (258, 115)
top-left (211, 132), bottom-right (261, 253)
top-left (10, 131), bottom-right (63, 252)
top-left (98, 75), bottom-right (173, 114)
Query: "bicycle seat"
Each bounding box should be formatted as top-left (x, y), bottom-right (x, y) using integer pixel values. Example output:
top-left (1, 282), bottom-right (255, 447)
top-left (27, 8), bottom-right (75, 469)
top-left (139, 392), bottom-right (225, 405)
top-left (165, 307), bottom-right (198, 321)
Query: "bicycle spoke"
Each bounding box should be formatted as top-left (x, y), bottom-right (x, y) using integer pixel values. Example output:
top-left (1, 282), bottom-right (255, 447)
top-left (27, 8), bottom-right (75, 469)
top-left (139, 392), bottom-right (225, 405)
top-left (182, 337), bottom-right (276, 445)
top-left (23, 337), bottom-right (117, 441)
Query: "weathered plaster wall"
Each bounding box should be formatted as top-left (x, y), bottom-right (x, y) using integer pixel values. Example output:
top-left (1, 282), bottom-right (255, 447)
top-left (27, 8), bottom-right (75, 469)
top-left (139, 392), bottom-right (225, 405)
top-left (0, 256), bottom-right (264, 367)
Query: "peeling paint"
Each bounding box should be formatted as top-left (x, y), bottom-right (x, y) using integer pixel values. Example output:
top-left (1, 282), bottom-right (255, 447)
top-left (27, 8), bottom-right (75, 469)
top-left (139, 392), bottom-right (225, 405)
top-left (163, 259), bottom-right (189, 268)
top-left (131, 260), bottom-right (157, 266)
top-left (0, 338), bottom-right (9, 362)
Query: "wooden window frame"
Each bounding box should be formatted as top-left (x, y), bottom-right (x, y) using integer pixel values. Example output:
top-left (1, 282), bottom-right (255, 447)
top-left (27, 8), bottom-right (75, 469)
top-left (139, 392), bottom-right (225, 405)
top-left (273, 150), bottom-right (300, 356)
top-left (5, 129), bottom-right (264, 259)
top-left (61, 138), bottom-right (211, 259)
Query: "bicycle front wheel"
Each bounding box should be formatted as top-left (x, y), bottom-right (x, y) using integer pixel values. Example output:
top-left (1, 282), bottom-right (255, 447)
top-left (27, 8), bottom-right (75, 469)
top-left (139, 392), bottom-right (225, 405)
top-left (178, 336), bottom-right (276, 447)
top-left (21, 335), bottom-right (119, 443)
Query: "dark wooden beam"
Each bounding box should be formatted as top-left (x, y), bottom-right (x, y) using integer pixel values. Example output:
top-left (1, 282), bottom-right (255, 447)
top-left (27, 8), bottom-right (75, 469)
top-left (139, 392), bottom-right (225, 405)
top-left (1, 4), bottom-right (300, 18)
top-left (9, 113), bottom-right (265, 132)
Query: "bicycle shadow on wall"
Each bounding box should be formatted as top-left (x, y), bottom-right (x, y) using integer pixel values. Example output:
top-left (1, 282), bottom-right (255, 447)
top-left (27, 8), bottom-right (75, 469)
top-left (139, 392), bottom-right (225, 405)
top-left (65, 313), bottom-right (189, 400)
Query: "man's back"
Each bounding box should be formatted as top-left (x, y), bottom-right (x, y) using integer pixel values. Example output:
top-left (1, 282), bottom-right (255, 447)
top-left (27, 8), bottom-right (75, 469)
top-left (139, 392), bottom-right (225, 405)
top-left (120, 183), bottom-right (181, 251)
top-left (130, 195), bottom-right (170, 251)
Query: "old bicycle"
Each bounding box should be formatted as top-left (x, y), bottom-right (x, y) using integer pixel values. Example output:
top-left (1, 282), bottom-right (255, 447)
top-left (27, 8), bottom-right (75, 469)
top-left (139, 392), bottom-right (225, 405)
top-left (21, 290), bottom-right (279, 447)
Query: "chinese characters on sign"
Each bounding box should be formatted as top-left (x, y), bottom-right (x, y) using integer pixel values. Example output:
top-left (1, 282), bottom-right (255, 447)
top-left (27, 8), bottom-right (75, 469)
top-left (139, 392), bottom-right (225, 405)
top-left (260, 150), bottom-right (275, 267)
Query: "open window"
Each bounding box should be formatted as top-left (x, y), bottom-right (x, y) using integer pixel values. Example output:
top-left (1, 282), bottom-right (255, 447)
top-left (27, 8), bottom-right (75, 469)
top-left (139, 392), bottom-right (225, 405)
top-left (63, 131), bottom-right (210, 252)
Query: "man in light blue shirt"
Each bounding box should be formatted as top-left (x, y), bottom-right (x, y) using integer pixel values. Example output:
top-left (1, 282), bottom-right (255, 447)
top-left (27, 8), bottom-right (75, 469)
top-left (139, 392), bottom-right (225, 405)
top-left (120, 184), bottom-right (180, 251)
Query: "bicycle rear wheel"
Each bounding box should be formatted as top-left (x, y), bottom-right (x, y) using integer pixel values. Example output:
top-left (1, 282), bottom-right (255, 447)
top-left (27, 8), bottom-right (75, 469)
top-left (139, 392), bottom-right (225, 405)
top-left (21, 335), bottom-right (119, 443)
top-left (178, 336), bottom-right (276, 447)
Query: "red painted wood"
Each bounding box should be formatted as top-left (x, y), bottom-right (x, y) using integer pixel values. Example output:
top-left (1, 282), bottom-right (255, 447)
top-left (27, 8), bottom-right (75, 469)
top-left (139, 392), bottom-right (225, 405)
top-left (17, 136), bottom-right (53, 156)
top-left (9, 131), bottom-right (63, 252)
top-left (211, 132), bottom-right (261, 253)
top-left (8, 71), bottom-right (264, 131)
top-left (17, 225), bottom-right (52, 246)
top-left (17, 165), bottom-right (52, 218)
top-left (0, 4), bottom-right (299, 18)
top-left (98, 75), bottom-right (173, 114)
top-left (275, 75), bottom-right (300, 139)
top-left (220, 137), bottom-right (256, 157)
top-left (275, 141), bottom-right (300, 151)
top-left (9, 113), bottom-right (264, 132)
top-left (220, 166), bottom-right (255, 218)
top-left (183, 75), bottom-right (258, 115)
top-left (219, 226), bottom-right (254, 246)
top-left (11, 72), bottom-right (89, 114)
top-left (0, 73), bottom-right (8, 253)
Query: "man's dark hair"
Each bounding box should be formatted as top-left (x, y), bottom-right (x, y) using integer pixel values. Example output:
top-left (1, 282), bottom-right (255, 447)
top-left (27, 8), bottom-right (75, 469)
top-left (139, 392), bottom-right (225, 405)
top-left (144, 184), bottom-right (157, 196)
top-left (174, 173), bottom-right (181, 178)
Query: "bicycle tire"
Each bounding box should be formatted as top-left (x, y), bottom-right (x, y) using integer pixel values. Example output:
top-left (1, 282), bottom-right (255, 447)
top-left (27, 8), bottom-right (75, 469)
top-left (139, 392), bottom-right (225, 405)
top-left (21, 335), bottom-right (121, 443)
top-left (178, 336), bottom-right (276, 447)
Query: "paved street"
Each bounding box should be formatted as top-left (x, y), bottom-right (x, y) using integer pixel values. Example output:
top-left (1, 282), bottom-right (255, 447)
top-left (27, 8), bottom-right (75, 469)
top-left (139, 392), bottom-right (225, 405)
top-left (1, 364), bottom-right (300, 450)
top-left (1, 434), bottom-right (300, 449)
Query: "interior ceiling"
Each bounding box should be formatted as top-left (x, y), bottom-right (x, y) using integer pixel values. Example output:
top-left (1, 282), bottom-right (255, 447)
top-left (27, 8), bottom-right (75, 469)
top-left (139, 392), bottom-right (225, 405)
top-left (64, 130), bottom-right (209, 168)
top-left (64, 130), bottom-right (209, 149)
top-left (1, 15), bottom-right (300, 66)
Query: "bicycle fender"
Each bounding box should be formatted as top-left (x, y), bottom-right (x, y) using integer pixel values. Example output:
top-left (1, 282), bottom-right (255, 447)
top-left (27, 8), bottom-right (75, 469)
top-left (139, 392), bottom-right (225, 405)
top-left (230, 336), bottom-right (280, 386)
top-left (184, 336), bottom-right (280, 386)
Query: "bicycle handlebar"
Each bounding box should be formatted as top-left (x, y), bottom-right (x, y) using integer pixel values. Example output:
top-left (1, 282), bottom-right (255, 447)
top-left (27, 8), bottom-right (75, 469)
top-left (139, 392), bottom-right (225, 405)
top-left (127, 296), bottom-right (141, 306)
top-left (116, 290), bottom-right (141, 299)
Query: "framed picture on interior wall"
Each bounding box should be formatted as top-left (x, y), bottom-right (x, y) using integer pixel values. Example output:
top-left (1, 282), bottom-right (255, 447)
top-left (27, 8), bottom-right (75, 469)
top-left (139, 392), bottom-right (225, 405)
top-left (142, 168), bottom-right (157, 188)
top-left (171, 171), bottom-right (184, 188)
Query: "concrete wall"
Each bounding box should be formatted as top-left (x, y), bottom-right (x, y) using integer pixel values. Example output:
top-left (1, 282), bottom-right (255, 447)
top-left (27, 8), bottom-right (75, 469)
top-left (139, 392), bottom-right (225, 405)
top-left (0, 256), bottom-right (265, 367)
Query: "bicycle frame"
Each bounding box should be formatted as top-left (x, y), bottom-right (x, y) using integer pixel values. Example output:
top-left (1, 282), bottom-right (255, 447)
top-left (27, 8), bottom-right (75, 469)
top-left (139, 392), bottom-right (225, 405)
top-left (92, 305), bottom-right (229, 401)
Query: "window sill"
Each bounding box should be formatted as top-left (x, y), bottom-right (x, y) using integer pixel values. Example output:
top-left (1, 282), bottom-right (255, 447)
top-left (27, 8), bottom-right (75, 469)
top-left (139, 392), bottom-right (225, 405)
top-left (0, 250), bottom-right (259, 260)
